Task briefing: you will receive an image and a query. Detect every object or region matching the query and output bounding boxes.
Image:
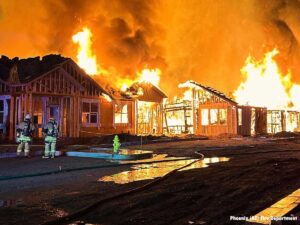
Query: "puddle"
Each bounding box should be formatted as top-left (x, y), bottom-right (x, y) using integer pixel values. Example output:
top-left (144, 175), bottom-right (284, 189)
top-left (117, 153), bottom-right (188, 164)
top-left (118, 149), bottom-right (152, 155)
top-left (0, 199), bottom-right (22, 208)
top-left (89, 148), bottom-right (152, 155)
top-left (99, 156), bottom-right (229, 184)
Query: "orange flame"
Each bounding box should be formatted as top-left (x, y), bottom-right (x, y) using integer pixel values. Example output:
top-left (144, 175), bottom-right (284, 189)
top-left (234, 48), bottom-right (300, 110)
top-left (119, 68), bottom-right (161, 92)
top-left (72, 27), bottom-right (99, 75)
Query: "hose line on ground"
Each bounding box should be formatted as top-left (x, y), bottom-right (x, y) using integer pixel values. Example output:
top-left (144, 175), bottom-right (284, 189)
top-left (40, 152), bottom-right (205, 225)
top-left (0, 157), bottom-right (196, 181)
top-left (2, 148), bottom-right (297, 181)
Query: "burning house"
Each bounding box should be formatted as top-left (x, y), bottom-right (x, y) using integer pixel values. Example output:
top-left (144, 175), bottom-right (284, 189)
top-left (0, 55), bottom-right (167, 141)
top-left (167, 80), bottom-right (300, 136)
top-left (175, 81), bottom-right (239, 136)
top-left (1, 46), bottom-right (299, 140)
top-left (234, 48), bottom-right (300, 135)
top-left (115, 82), bottom-right (167, 135)
top-left (163, 49), bottom-right (300, 137)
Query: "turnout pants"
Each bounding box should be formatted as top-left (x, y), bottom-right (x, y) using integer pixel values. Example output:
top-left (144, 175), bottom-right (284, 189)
top-left (44, 136), bottom-right (57, 157)
top-left (17, 142), bottom-right (30, 156)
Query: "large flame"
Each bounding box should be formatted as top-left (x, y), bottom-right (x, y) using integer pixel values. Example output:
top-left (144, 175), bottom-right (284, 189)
top-left (234, 48), bottom-right (300, 110)
top-left (138, 68), bottom-right (161, 87)
top-left (118, 68), bottom-right (161, 93)
top-left (72, 27), bottom-right (99, 75)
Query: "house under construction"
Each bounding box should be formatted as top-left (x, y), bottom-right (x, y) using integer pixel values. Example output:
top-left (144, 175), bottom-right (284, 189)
top-left (267, 110), bottom-right (300, 134)
top-left (108, 82), bottom-right (167, 136)
top-left (164, 80), bottom-right (300, 136)
top-left (0, 55), bottom-right (167, 141)
top-left (0, 54), bottom-right (298, 140)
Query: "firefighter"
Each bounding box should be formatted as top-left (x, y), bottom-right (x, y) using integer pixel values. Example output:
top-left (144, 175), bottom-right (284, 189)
top-left (16, 114), bottom-right (35, 158)
top-left (42, 117), bottom-right (59, 158)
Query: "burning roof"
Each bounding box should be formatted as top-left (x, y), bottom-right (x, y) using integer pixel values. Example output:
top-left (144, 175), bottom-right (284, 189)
top-left (108, 82), bottom-right (167, 103)
top-left (179, 80), bottom-right (237, 105)
top-left (130, 82), bottom-right (167, 103)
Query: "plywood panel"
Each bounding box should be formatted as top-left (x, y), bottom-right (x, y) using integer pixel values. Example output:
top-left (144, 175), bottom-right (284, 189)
top-left (196, 102), bottom-right (237, 136)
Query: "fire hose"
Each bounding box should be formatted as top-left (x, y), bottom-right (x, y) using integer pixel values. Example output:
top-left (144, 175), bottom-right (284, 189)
top-left (1, 148), bottom-right (296, 181)
top-left (40, 152), bottom-right (205, 225)
top-left (0, 157), bottom-right (200, 181)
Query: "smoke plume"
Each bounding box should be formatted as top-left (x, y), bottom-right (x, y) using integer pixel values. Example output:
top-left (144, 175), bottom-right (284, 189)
top-left (1, 0), bottom-right (300, 96)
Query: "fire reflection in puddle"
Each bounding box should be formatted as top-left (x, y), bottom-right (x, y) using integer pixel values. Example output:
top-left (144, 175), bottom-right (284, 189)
top-left (99, 156), bottom-right (229, 184)
top-left (90, 148), bottom-right (152, 155)
top-left (117, 153), bottom-right (188, 164)
top-left (118, 149), bottom-right (152, 155)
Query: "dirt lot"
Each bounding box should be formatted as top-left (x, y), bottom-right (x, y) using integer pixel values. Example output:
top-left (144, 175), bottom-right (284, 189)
top-left (1, 137), bottom-right (300, 225)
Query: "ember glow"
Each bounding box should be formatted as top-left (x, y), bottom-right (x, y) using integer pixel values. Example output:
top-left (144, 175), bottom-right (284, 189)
top-left (72, 27), bottom-right (99, 76)
top-left (102, 93), bottom-right (112, 102)
top-left (234, 49), bottom-right (300, 110)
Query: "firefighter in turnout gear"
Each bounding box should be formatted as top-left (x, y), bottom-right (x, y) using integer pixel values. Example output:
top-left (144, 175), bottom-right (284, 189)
top-left (42, 117), bottom-right (59, 158)
top-left (16, 114), bottom-right (35, 157)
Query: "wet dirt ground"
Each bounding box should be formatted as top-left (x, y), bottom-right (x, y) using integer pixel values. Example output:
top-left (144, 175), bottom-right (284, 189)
top-left (2, 137), bottom-right (300, 225)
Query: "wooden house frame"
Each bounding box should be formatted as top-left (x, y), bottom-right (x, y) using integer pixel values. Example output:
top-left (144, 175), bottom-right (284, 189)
top-left (5, 55), bottom-right (299, 140)
top-left (163, 100), bottom-right (193, 135)
top-left (189, 81), bottom-right (238, 136)
top-left (0, 55), bottom-right (168, 140)
top-left (0, 55), bottom-right (112, 140)
top-left (118, 82), bottom-right (167, 135)
top-left (267, 110), bottom-right (300, 133)
top-left (176, 81), bottom-right (300, 136)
